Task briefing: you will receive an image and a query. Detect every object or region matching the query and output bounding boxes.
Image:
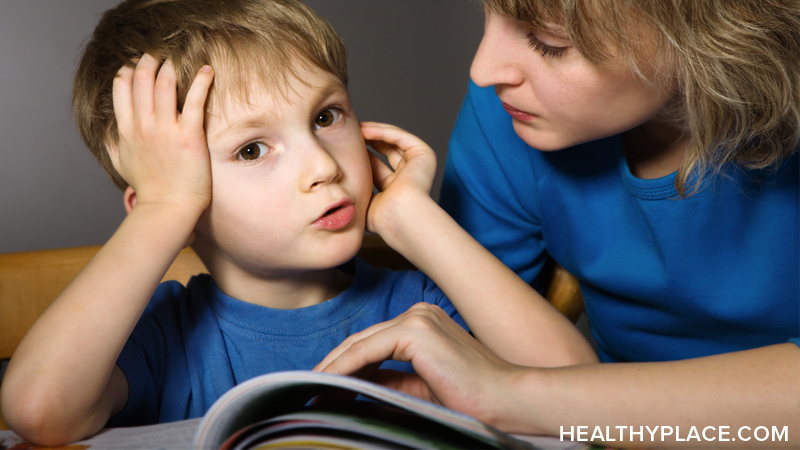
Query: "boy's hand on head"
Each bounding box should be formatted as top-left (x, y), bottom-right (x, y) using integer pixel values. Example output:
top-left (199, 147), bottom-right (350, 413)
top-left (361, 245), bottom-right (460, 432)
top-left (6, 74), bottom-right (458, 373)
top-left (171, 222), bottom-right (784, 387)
top-left (361, 122), bottom-right (437, 234)
top-left (112, 54), bottom-right (215, 214)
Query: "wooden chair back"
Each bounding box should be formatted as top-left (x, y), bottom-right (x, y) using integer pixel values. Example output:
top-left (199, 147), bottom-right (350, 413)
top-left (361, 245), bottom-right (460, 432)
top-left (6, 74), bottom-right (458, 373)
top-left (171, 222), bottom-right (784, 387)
top-left (0, 234), bottom-right (582, 430)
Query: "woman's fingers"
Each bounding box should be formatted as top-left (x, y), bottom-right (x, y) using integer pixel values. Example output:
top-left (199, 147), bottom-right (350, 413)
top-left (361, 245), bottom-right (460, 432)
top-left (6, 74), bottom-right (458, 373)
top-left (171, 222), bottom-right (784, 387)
top-left (315, 303), bottom-right (519, 422)
top-left (314, 313), bottom-right (410, 372)
top-left (370, 370), bottom-right (436, 404)
top-left (316, 303), bottom-right (450, 376)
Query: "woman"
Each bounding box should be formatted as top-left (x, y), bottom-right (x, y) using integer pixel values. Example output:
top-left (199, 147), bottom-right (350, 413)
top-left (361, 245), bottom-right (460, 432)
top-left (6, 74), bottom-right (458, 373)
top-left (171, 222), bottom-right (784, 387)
top-left (318, 0), bottom-right (799, 447)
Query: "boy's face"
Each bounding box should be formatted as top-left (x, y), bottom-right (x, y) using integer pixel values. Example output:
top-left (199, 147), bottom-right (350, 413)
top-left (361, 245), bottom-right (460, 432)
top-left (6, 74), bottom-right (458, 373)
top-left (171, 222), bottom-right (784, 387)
top-left (195, 64), bottom-right (372, 279)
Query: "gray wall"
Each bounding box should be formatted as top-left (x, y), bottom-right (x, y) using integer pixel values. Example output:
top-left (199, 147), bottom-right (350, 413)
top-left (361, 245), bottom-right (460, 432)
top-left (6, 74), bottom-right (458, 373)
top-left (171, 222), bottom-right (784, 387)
top-left (0, 1), bottom-right (484, 254)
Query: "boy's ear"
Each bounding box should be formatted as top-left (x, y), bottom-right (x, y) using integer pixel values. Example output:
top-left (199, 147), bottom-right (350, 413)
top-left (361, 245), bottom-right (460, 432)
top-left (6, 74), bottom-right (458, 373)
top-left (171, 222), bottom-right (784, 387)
top-left (105, 139), bottom-right (123, 174)
top-left (123, 186), bottom-right (137, 214)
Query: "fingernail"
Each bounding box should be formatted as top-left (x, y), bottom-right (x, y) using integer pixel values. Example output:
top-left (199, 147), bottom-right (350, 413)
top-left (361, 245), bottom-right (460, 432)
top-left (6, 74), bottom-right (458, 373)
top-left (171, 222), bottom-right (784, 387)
top-left (201, 65), bottom-right (212, 73)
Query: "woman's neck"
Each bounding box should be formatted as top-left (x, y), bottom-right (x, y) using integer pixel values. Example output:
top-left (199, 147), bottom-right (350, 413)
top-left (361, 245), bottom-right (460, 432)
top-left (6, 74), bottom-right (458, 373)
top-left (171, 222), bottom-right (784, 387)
top-left (623, 120), bottom-right (690, 179)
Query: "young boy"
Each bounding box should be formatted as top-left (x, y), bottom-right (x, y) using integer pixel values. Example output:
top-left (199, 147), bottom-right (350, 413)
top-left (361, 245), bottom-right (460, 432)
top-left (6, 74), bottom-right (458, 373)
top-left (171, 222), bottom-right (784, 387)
top-left (0, 0), bottom-right (594, 445)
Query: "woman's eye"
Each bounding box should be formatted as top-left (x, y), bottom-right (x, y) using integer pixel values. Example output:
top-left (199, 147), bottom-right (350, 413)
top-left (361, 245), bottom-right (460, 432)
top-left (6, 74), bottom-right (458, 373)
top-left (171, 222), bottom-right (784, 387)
top-left (237, 142), bottom-right (268, 161)
top-left (314, 108), bottom-right (341, 129)
top-left (526, 33), bottom-right (569, 59)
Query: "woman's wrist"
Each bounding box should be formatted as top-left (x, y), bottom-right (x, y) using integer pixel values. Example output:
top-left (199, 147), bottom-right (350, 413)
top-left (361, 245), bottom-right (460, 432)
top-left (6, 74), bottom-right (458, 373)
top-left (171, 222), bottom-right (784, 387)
top-left (480, 365), bottom-right (553, 435)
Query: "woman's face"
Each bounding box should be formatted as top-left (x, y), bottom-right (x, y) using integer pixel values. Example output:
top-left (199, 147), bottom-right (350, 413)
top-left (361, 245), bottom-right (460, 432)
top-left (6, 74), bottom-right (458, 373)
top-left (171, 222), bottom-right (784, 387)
top-left (470, 8), bottom-right (676, 151)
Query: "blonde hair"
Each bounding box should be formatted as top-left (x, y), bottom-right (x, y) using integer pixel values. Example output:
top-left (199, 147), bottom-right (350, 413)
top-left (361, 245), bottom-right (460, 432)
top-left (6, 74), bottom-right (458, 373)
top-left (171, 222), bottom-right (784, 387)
top-left (483, 0), bottom-right (800, 195)
top-left (73, 0), bottom-right (348, 190)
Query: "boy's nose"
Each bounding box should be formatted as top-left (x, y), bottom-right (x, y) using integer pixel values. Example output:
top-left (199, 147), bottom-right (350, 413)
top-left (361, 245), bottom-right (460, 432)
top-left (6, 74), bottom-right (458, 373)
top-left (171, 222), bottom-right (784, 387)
top-left (300, 142), bottom-right (342, 191)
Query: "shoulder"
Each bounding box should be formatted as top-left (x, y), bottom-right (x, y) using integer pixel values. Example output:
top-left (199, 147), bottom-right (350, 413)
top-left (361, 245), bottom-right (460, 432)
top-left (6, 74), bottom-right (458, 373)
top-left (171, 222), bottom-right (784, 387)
top-left (132, 275), bottom-right (217, 339)
top-left (350, 259), bottom-right (467, 330)
top-left (351, 258), bottom-right (445, 307)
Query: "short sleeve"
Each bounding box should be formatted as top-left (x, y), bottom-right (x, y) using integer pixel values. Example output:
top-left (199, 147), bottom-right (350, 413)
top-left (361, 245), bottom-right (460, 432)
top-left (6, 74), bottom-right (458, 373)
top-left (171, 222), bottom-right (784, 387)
top-left (107, 281), bottom-right (185, 427)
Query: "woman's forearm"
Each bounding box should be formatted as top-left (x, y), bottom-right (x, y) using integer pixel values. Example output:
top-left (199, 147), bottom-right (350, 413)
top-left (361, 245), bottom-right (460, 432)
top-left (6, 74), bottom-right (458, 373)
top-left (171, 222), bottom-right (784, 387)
top-left (497, 343), bottom-right (800, 448)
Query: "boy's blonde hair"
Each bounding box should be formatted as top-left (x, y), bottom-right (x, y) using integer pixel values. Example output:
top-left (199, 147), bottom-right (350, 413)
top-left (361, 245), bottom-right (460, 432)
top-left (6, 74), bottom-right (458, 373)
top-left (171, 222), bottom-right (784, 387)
top-left (483, 0), bottom-right (800, 195)
top-left (73, 0), bottom-right (348, 190)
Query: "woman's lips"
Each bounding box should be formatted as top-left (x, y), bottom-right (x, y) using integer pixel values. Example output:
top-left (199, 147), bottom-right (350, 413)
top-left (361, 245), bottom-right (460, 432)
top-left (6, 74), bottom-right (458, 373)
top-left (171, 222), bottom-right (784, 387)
top-left (312, 203), bottom-right (356, 230)
top-left (501, 101), bottom-right (537, 122)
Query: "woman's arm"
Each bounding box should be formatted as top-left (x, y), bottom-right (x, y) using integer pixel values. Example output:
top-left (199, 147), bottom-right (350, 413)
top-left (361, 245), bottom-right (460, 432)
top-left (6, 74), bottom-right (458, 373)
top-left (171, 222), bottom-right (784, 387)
top-left (317, 308), bottom-right (800, 448)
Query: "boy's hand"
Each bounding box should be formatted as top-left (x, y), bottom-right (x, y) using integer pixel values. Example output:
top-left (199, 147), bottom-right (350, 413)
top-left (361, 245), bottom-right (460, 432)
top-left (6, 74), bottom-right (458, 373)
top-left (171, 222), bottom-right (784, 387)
top-left (111, 54), bottom-right (215, 214)
top-left (361, 122), bottom-right (437, 235)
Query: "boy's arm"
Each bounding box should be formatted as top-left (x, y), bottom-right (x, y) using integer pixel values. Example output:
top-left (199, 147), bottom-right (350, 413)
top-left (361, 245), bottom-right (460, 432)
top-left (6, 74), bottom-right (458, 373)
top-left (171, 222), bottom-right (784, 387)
top-left (0, 55), bottom-right (214, 446)
top-left (361, 122), bottom-right (597, 367)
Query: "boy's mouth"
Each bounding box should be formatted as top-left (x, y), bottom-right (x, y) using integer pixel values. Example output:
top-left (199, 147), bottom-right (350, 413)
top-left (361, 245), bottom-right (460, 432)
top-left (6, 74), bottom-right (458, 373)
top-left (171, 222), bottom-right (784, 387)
top-left (322, 205), bottom-right (343, 217)
top-left (313, 201), bottom-right (356, 231)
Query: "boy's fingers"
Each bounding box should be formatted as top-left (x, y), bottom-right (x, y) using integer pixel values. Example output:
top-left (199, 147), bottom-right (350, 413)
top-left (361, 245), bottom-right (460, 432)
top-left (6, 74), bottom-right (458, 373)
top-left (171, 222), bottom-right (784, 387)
top-left (180, 65), bottom-right (215, 130)
top-left (361, 122), bottom-right (428, 153)
top-left (369, 153), bottom-right (394, 188)
top-left (154, 59), bottom-right (178, 122)
top-left (112, 65), bottom-right (135, 133)
top-left (132, 53), bottom-right (160, 118)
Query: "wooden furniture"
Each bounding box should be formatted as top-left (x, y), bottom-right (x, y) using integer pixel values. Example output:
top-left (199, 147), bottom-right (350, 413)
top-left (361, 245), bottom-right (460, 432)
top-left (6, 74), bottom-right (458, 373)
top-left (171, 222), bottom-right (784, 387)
top-left (0, 234), bottom-right (582, 430)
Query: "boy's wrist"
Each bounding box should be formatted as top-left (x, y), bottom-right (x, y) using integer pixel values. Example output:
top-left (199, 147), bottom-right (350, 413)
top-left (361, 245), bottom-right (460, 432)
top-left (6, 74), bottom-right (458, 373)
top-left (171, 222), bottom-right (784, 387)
top-left (369, 190), bottom-right (436, 247)
top-left (124, 201), bottom-right (204, 241)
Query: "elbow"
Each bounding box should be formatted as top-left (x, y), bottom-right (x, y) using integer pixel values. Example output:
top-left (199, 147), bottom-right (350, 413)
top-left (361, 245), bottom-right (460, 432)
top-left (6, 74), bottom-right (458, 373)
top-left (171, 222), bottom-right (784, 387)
top-left (1, 384), bottom-right (83, 446)
top-left (541, 341), bottom-right (600, 368)
top-left (564, 341), bottom-right (600, 366)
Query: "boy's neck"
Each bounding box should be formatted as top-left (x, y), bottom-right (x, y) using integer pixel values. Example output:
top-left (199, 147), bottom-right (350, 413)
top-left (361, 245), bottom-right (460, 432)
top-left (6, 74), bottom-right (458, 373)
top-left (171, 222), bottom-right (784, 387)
top-left (215, 266), bottom-right (353, 309)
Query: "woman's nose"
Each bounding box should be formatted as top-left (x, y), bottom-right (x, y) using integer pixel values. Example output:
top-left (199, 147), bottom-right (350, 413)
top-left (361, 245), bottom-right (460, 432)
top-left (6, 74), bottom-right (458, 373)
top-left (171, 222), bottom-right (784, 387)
top-left (470, 12), bottom-right (525, 88)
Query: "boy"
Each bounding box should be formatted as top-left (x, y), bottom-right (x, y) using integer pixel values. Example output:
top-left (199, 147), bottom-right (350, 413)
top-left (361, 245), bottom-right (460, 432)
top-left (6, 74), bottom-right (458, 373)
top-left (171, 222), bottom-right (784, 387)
top-left (1, 0), bottom-right (594, 445)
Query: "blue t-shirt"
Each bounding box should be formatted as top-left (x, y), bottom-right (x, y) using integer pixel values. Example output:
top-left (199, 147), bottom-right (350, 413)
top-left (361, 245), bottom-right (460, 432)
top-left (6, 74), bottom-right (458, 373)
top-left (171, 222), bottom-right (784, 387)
top-left (110, 258), bottom-right (466, 426)
top-left (440, 81), bottom-right (799, 363)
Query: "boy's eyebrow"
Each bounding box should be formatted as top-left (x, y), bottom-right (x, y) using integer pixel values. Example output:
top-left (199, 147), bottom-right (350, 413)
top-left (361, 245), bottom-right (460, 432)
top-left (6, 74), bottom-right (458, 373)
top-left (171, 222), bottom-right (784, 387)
top-left (213, 114), bottom-right (275, 142)
top-left (211, 81), bottom-right (347, 142)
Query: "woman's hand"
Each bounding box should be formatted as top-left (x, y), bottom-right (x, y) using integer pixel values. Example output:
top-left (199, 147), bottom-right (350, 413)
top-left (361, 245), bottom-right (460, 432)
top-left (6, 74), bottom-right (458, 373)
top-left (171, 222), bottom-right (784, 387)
top-left (361, 122), bottom-right (438, 236)
top-left (314, 303), bottom-right (525, 429)
top-left (111, 53), bottom-right (215, 215)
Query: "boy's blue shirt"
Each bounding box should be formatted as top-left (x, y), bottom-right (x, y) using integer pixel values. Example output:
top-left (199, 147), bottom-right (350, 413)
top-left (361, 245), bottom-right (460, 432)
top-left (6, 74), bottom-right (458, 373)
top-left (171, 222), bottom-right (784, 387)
top-left (440, 80), bottom-right (799, 363)
top-left (110, 257), bottom-right (466, 426)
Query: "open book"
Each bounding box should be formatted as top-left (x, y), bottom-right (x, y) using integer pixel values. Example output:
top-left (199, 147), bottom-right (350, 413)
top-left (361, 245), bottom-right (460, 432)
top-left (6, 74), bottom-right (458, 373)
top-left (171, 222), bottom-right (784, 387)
top-left (194, 370), bottom-right (538, 449)
top-left (0, 370), bottom-right (588, 449)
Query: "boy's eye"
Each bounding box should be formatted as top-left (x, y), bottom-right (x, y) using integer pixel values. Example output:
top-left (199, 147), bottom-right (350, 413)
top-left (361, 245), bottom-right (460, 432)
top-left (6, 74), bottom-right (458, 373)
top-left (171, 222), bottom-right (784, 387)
top-left (314, 108), bottom-right (341, 129)
top-left (237, 142), bottom-right (268, 161)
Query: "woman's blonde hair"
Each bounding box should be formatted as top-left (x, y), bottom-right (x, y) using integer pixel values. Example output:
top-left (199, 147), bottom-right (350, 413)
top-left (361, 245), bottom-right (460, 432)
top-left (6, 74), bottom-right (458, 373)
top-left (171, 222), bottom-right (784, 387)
top-left (73, 0), bottom-right (348, 190)
top-left (483, 0), bottom-right (800, 195)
